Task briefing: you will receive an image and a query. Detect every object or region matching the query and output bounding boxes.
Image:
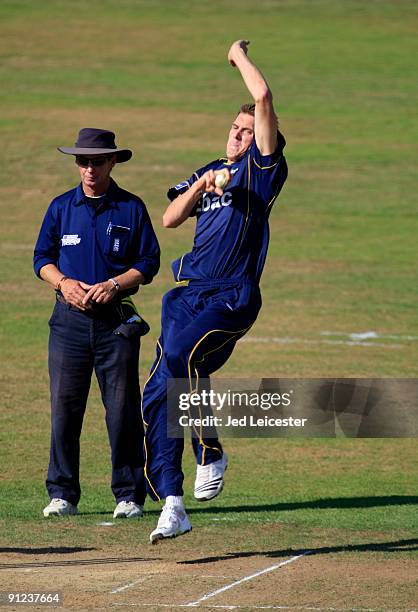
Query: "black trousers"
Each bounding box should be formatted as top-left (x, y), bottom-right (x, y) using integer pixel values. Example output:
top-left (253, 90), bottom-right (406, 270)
top-left (46, 300), bottom-right (145, 506)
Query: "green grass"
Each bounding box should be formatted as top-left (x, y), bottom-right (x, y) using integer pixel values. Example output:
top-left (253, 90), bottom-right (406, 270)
top-left (0, 0), bottom-right (417, 572)
top-left (1, 405), bottom-right (417, 548)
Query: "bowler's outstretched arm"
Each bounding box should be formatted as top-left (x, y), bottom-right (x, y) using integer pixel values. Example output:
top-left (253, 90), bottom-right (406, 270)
top-left (228, 40), bottom-right (278, 155)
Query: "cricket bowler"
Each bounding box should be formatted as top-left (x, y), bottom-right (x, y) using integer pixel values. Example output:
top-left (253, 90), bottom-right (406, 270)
top-left (142, 40), bottom-right (288, 543)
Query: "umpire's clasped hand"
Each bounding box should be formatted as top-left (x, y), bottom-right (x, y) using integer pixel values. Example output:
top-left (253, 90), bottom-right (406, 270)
top-left (59, 278), bottom-right (92, 311)
top-left (80, 280), bottom-right (119, 306)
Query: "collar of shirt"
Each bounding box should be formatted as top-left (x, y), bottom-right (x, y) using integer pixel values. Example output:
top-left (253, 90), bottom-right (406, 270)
top-left (74, 178), bottom-right (120, 210)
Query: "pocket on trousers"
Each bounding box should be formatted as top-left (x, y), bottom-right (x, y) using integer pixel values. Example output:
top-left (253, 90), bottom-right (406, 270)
top-left (231, 284), bottom-right (261, 322)
top-left (48, 304), bottom-right (60, 327)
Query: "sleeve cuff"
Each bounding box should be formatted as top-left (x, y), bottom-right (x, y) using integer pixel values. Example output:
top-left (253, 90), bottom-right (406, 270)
top-left (252, 131), bottom-right (286, 169)
top-left (132, 261), bottom-right (158, 285)
top-left (34, 257), bottom-right (56, 279)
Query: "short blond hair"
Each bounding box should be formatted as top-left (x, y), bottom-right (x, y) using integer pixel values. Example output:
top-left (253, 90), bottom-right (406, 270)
top-left (239, 103), bottom-right (255, 116)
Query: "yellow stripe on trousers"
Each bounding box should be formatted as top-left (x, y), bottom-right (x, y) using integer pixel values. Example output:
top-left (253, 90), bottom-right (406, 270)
top-left (188, 324), bottom-right (253, 465)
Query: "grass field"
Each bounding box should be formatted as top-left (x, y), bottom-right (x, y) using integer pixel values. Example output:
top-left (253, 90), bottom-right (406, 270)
top-left (0, 1), bottom-right (417, 610)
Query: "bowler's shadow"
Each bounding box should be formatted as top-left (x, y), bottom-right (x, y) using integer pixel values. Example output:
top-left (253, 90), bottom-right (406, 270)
top-left (179, 538), bottom-right (418, 565)
top-left (187, 494), bottom-right (418, 515)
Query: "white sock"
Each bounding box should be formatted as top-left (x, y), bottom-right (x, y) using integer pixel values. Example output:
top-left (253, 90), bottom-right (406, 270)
top-left (165, 495), bottom-right (184, 509)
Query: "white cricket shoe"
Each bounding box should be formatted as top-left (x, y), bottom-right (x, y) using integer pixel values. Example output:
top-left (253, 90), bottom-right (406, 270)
top-left (113, 501), bottom-right (143, 519)
top-left (43, 498), bottom-right (78, 518)
top-left (149, 504), bottom-right (192, 544)
top-left (194, 452), bottom-right (228, 501)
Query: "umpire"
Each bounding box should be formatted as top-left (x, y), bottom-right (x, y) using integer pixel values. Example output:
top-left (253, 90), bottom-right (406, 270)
top-left (34, 128), bottom-right (160, 519)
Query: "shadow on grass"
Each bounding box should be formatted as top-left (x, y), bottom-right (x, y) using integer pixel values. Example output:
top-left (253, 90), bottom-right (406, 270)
top-left (77, 511), bottom-right (118, 516)
top-left (71, 494), bottom-right (418, 518)
top-left (0, 554), bottom-right (161, 570)
top-left (187, 495), bottom-right (418, 515)
top-left (8, 495), bottom-right (416, 521)
top-left (0, 546), bottom-right (95, 555)
top-left (178, 538), bottom-right (418, 565)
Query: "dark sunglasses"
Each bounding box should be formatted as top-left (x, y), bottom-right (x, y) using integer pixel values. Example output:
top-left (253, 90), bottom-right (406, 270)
top-left (75, 155), bottom-right (112, 167)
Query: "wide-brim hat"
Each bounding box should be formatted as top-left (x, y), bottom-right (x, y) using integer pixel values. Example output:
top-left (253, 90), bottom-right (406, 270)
top-left (58, 127), bottom-right (132, 163)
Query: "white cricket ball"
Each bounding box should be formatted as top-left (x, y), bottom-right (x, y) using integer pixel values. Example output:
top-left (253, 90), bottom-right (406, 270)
top-left (215, 169), bottom-right (229, 189)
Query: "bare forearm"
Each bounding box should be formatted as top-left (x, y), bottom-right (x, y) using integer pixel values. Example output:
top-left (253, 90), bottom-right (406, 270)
top-left (163, 169), bottom-right (228, 228)
top-left (163, 179), bottom-right (205, 228)
top-left (230, 47), bottom-right (272, 104)
top-left (112, 268), bottom-right (145, 291)
top-left (81, 268), bottom-right (145, 306)
top-left (39, 263), bottom-right (68, 290)
top-left (40, 264), bottom-right (91, 310)
top-left (40, 264), bottom-right (143, 291)
top-left (228, 40), bottom-right (278, 155)
top-left (40, 264), bottom-right (144, 308)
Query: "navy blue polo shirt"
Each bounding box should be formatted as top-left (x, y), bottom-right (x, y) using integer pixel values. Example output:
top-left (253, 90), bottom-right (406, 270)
top-left (167, 132), bottom-right (288, 283)
top-left (34, 179), bottom-right (160, 295)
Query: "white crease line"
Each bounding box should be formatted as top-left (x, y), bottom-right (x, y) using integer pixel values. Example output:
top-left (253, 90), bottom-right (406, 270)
top-left (197, 575), bottom-right (237, 579)
top-left (321, 331), bottom-right (418, 342)
top-left (110, 575), bottom-right (233, 596)
top-left (186, 552), bottom-right (311, 606)
top-left (111, 577), bottom-right (148, 593)
top-left (241, 337), bottom-right (403, 349)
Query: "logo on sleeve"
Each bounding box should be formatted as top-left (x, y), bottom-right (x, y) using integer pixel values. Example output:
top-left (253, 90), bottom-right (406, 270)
top-left (61, 234), bottom-right (81, 246)
top-left (174, 181), bottom-right (189, 191)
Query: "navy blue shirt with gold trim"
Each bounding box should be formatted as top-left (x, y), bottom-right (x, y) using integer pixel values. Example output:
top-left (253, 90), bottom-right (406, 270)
top-left (167, 133), bottom-right (287, 283)
top-left (34, 179), bottom-right (160, 295)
